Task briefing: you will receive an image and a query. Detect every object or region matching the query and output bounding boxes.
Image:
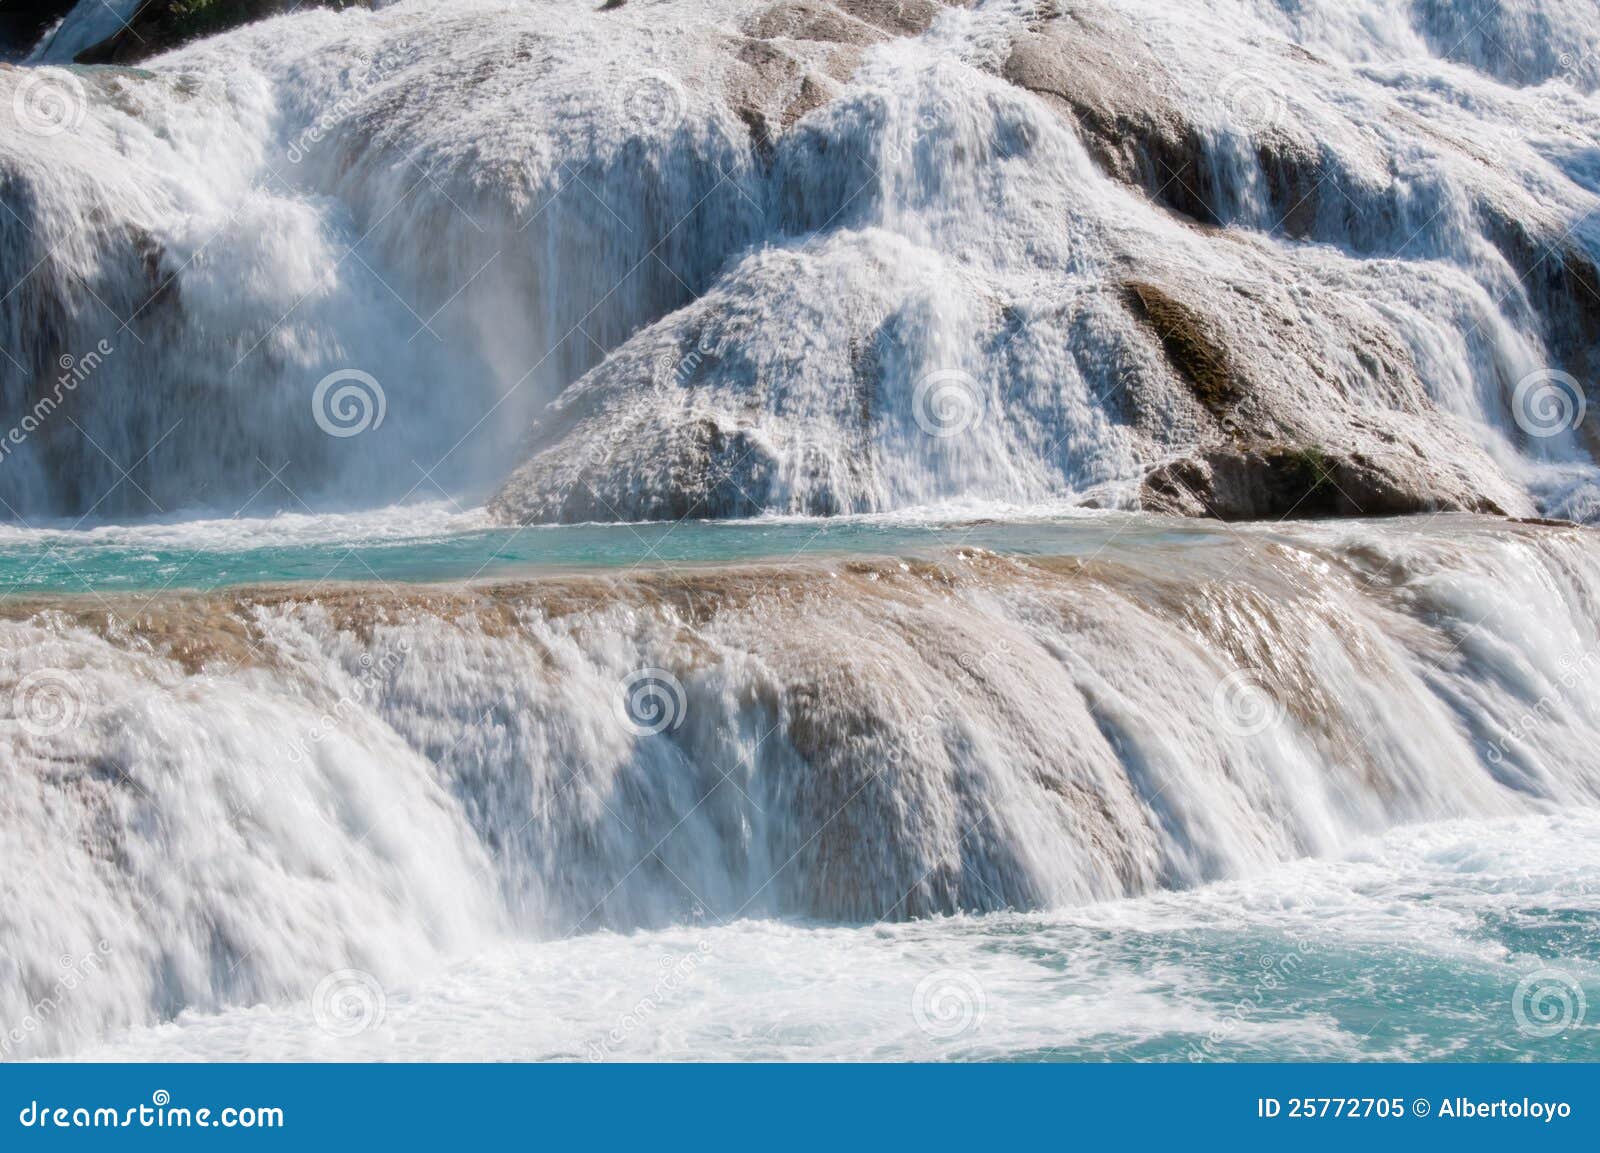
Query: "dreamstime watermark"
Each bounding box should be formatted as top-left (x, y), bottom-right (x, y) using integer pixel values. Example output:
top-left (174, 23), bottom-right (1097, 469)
top-left (0, 340), bottom-right (115, 465)
top-left (1211, 667), bottom-right (1286, 738)
top-left (1215, 70), bottom-right (1287, 134)
top-left (310, 968), bottom-right (386, 1038)
top-left (912, 368), bottom-right (986, 438)
top-left (18, 1090), bottom-right (282, 1130)
top-left (614, 667), bottom-right (688, 737)
top-left (616, 70), bottom-right (686, 135)
top-left (1557, 46), bottom-right (1600, 84)
top-left (312, 368), bottom-right (387, 438)
top-left (11, 69), bottom-right (87, 138)
top-left (911, 969), bottom-right (987, 1041)
top-left (1511, 367), bottom-right (1586, 439)
top-left (0, 941), bottom-right (112, 1060)
top-left (9, 668), bottom-right (88, 738)
top-left (651, 329), bottom-right (717, 389)
top-left (286, 47), bottom-right (403, 164)
top-left (1512, 968), bottom-right (1588, 1038)
top-left (1484, 644), bottom-right (1599, 766)
top-left (1185, 934), bottom-right (1318, 1061)
top-left (586, 935), bottom-right (714, 1060)
top-left (1524, 47), bottom-right (1600, 140)
top-left (285, 640), bottom-right (412, 765)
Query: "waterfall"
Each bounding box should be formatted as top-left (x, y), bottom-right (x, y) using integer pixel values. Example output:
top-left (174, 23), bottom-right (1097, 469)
top-left (3, 0), bottom-right (1599, 1062)
top-left (1, 0), bottom-right (767, 517)
top-left (23, 1), bottom-right (140, 64)
top-left (4, 515), bottom-right (1599, 1055)
top-left (2, 0), bottom-right (1597, 522)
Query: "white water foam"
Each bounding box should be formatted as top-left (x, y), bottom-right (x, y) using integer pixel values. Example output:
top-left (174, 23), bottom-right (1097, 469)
top-left (72, 812), bottom-right (1600, 1062)
top-left (0, 499), bottom-right (490, 551)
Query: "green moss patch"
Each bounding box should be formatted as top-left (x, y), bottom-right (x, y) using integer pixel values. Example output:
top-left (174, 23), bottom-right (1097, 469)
top-left (1123, 281), bottom-right (1242, 420)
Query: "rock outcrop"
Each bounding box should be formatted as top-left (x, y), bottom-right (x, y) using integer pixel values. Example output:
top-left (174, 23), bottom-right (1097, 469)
top-left (1141, 446), bottom-right (1508, 521)
top-left (999, 0), bottom-right (1600, 514)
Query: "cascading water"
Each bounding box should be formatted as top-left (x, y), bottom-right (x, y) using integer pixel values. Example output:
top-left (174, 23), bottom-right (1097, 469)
top-left (1, 0), bottom-right (1598, 1062)
top-left (2, 0), bottom-right (1598, 521)
top-left (4, 513), bottom-right (1600, 1058)
top-left (2, 0), bottom-right (770, 516)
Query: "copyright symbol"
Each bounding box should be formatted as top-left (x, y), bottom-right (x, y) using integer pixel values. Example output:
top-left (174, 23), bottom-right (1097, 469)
top-left (1411, 1099), bottom-right (1430, 1117)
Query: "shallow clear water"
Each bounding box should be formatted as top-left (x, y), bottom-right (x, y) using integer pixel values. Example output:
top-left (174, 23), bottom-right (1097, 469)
top-left (0, 500), bottom-right (1544, 597)
top-left (0, 503), bottom-right (1236, 593)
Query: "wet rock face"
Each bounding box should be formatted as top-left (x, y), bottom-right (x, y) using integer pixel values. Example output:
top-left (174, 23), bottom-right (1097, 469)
top-left (1001, 3), bottom-right (1337, 233)
top-left (988, 1), bottom-right (1594, 525)
top-left (750, 0), bottom-right (947, 42)
top-left (1141, 446), bottom-right (1509, 521)
top-left (1480, 205), bottom-right (1600, 423)
top-left (1121, 281), bottom-right (1239, 420)
top-left (726, 1), bottom-right (957, 157)
top-left (1002, 6), bottom-right (1223, 226)
top-left (1113, 264), bottom-right (1532, 522)
top-left (73, 1), bottom-right (372, 65)
top-left (501, 416), bottom-right (785, 525)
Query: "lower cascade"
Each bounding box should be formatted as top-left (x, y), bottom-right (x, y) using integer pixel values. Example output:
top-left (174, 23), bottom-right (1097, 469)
top-left (4, 516), bottom-right (1600, 1056)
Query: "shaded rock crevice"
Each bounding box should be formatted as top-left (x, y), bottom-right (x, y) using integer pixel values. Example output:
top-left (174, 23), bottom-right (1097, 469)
top-left (0, 0), bottom-right (78, 56)
top-left (1001, 7), bottom-right (1230, 227)
top-left (1141, 445), bottom-right (1510, 521)
top-left (74, 0), bottom-right (372, 65)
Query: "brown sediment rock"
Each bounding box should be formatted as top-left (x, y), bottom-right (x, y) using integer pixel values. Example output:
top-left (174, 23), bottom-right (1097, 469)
top-left (1140, 444), bottom-right (1509, 521)
top-left (1000, 3), bottom-right (1338, 230)
top-left (725, 1), bottom-right (957, 156)
top-left (1114, 267), bottom-right (1527, 521)
top-left (1003, 5), bottom-right (1229, 226)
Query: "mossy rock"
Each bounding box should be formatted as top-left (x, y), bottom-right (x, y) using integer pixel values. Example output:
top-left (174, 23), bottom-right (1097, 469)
top-left (1122, 281), bottom-right (1242, 420)
top-left (75, 0), bottom-right (371, 65)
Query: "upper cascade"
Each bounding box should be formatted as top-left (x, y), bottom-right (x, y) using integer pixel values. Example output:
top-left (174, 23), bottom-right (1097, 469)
top-left (0, 0), bottom-right (1596, 523)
